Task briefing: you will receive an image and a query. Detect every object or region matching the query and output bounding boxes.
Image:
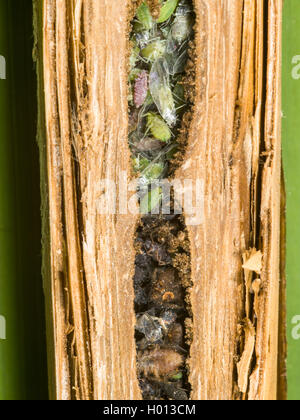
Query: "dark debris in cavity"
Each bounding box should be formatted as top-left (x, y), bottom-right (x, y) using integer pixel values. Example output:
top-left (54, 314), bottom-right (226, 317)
top-left (129, 0), bottom-right (195, 401)
top-left (134, 214), bottom-right (192, 400)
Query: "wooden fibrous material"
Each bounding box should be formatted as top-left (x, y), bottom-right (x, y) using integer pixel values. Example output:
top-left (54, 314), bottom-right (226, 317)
top-left (33, 0), bottom-right (284, 400)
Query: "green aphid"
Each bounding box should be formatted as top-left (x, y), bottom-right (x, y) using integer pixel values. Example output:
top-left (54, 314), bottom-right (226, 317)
top-left (140, 186), bottom-right (162, 214)
top-left (171, 372), bottom-right (183, 381)
top-left (157, 0), bottom-right (180, 23)
top-left (133, 156), bottom-right (150, 173)
top-left (147, 113), bottom-right (172, 142)
top-left (141, 40), bottom-right (166, 62)
top-left (136, 2), bottom-right (153, 30)
top-left (144, 162), bottom-right (165, 181)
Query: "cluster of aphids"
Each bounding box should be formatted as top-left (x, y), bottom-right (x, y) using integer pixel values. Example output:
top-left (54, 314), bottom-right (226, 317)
top-left (129, 0), bottom-right (194, 400)
top-left (129, 0), bottom-right (195, 213)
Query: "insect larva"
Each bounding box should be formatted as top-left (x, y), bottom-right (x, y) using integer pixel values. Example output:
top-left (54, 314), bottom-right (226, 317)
top-left (134, 70), bottom-right (148, 107)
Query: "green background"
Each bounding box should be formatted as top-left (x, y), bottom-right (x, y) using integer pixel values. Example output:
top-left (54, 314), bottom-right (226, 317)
top-left (283, 0), bottom-right (300, 402)
top-left (0, 0), bottom-right (47, 400)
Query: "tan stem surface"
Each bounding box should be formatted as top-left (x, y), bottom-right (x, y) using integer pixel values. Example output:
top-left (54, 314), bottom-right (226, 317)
top-left (34, 0), bottom-right (284, 400)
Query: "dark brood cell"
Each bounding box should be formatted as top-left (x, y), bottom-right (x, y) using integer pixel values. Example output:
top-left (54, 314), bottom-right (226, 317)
top-left (129, 0), bottom-right (195, 400)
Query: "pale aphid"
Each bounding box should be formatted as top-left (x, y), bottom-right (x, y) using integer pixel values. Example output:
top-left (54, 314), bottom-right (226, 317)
top-left (149, 58), bottom-right (176, 126)
top-left (171, 14), bottom-right (194, 43)
top-left (165, 38), bottom-right (189, 75)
